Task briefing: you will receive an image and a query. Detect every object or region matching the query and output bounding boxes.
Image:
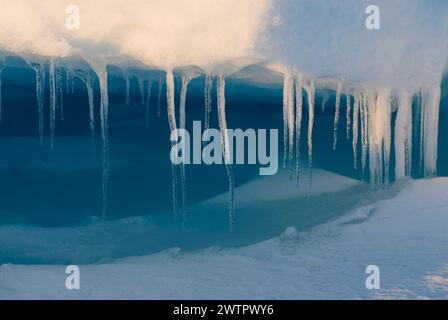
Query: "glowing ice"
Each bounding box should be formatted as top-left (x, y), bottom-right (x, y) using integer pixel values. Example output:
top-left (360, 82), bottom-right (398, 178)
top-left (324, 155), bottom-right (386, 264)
top-left (166, 70), bottom-right (179, 218)
top-left (75, 69), bottom-right (96, 160)
top-left (87, 60), bottom-right (109, 221)
top-left (0, 61), bottom-right (4, 122)
top-left (145, 80), bottom-right (153, 127)
top-left (332, 83), bottom-right (342, 151)
top-left (346, 92), bottom-right (351, 139)
top-left (395, 92), bottom-right (412, 179)
top-left (31, 62), bottom-right (46, 145)
top-left (304, 80), bottom-right (315, 194)
top-left (295, 75), bottom-right (303, 185)
top-left (49, 60), bottom-right (56, 150)
top-left (217, 75), bottom-right (235, 230)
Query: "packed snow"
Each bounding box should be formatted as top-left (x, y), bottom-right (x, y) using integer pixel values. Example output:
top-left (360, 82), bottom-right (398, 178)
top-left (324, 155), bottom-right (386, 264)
top-left (1, 177), bottom-right (447, 299)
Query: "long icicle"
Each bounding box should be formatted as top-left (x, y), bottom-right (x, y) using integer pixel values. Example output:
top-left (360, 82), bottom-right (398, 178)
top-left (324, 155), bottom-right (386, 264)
top-left (85, 72), bottom-right (96, 160)
top-left (333, 83), bottom-right (342, 150)
top-left (282, 74), bottom-right (290, 169)
top-left (203, 74), bottom-right (213, 147)
top-left (346, 92), bottom-right (351, 139)
top-left (87, 61), bottom-right (109, 221)
top-left (166, 70), bottom-right (178, 219)
top-left (419, 91), bottom-right (426, 173)
top-left (0, 63), bottom-right (4, 122)
top-left (304, 80), bottom-right (315, 196)
top-left (49, 60), bottom-right (56, 151)
top-left (179, 76), bottom-right (190, 224)
top-left (295, 75), bottom-right (303, 186)
top-left (352, 90), bottom-right (360, 169)
top-left (145, 79), bottom-right (153, 127)
top-left (57, 67), bottom-right (64, 121)
top-left (422, 86), bottom-right (441, 176)
top-left (360, 90), bottom-right (369, 178)
top-left (395, 92), bottom-right (412, 179)
top-left (74, 69), bottom-right (97, 160)
top-left (286, 75), bottom-right (295, 179)
top-left (34, 63), bottom-right (46, 145)
top-left (125, 72), bottom-right (130, 107)
top-left (137, 75), bottom-right (145, 107)
top-left (98, 67), bottom-right (109, 221)
top-left (157, 78), bottom-right (163, 118)
top-left (367, 89), bottom-right (392, 188)
top-left (217, 75), bottom-right (235, 231)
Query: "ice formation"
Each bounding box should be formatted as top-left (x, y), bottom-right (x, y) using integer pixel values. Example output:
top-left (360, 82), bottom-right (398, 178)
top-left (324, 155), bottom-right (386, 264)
top-left (203, 74), bottom-right (213, 143)
top-left (145, 80), bottom-right (153, 127)
top-left (0, 60), bottom-right (4, 122)
top-left (304, 81), bottom-right (315, 194)
top-left (0, 0), bottom-right (446, 226)
top-left (75, 69), bottom-right (96, 159)
top-left (125, 73), bottom-right (131, 107)
top-left (332, 83), bottom-right (342, 151)
top-left (352, 90), bottom-right (360, 170)
top-left (156, 80), bottom-right (163, 118)
top-left (346, 93), bottom-right (351, 140)
top-left (282, 73), bottom-right (294, 171)
top-left (295, 75), bottom-right (303, 186)
top-left (49, 60), bottom-right (56, 150)
top-left (217, 75), bottom-right (235, 230)
top-left (166, 71), bottom-right (178, 219)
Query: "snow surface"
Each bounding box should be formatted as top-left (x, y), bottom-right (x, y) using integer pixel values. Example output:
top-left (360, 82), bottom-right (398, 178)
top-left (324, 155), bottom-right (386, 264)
top-left (1, 1), bottom-right (446, 89)
top-left (1, 177), bottom-right (447, 299)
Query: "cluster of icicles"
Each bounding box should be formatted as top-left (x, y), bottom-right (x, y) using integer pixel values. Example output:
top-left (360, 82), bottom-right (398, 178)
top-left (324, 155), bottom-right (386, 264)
top-left (0, 57), bottom-right (442, 230)
top-left (282, 72), bottom-right (441, 192)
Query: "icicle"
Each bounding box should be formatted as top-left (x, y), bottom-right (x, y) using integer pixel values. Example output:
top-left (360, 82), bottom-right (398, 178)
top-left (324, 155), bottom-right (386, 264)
top-left (157, 79), bottom-right (163, 118)
top-left (367, 89), bottom-right (392, 188)
top-left (304, 80), bottom-right (315, 195)
top-left (70, 71), bottom-right (75, 93)
top-left (145, 80), bottom-right (153, 127)
top-left (422, 86), bottom-right (441, 176)
top-left (49, 61), bottom-right (56, 150)
top-left (97, 66), bottom-right (109, 221)
top-left (85, 72), bottom-right (96, 160)
top-left (65, 69), bottom-right (75, 94)
top-left (395, 92), bottom-right (412, 179)
top-left (419, 92), bottom-right (425, 173)
top-left (287, 76), bottom-right (295, 178)
top-left (87, 61), bottom-right (109, 221)
top-left (282, 74), bottom-right (290, 169)
top-left (74, 69), bottom-right (96, 160)
top-left (65, 69), bottom-right (71, 94)
top-left (179, 76), bottom-right (190, 131)
top-left (203, 74), bottom-right (213, 146)
top-left (320, 94), bottom-right (329, 113)
top-left (360, 91), bottom-right (369, 177)
top-left (352, 90), bottom-right (360, 169)
top-left (57, 67), bottom-right (64, 120)
top-left (0, 63), bottom-right (4, 122)
top-left (166, 71), bottom-right (178, 218)
top-left (295, 75), bottom-right (303, 186)
top-left (281, 73), bottom-right (295, 177)
top-left (179, 76), bottom-right (191, 223)
top-left (346, 92), bottom-right (351, 139)
top-left (333, 83), bottom-right (342, 150)
top-left (137, 75), bottom-right (145, 107)
top-left (32, 63), bottom-right (46, 145)
top-left (217, 75), bottom-right (235, 231)
top-left (125, 73), bottom-right (131, 106)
